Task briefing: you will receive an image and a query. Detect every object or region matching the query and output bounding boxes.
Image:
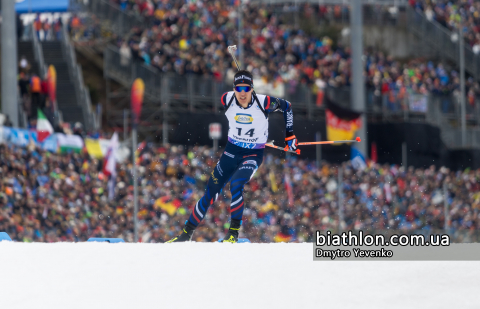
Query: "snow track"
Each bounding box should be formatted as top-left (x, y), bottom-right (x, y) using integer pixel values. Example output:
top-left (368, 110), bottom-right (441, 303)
top-left (0, 242), bottom-right (478, 308)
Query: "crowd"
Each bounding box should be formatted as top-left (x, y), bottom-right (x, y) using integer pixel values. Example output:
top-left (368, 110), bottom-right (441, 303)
top-left (1, 140), bottom-right (479, 243)
top-left (64, 1), bottom-right (479, 110)
top-left (412, 0), bottom-right (480, 54)
top-left (31, 15), bottom-right (64, 41)
top-left (17, 64), bottom-right (88, 136)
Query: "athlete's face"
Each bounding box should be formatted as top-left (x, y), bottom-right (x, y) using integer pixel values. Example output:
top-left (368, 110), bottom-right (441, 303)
top-left (234, 83), bottom-right (253, 108)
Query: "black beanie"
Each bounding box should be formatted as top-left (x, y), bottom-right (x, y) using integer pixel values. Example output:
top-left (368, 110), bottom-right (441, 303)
top-left (233, 70), bottom-right (253, 86)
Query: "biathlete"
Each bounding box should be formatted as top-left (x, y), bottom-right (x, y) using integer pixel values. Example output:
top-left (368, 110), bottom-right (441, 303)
top-left (167, 70), bottom-right (297, 243)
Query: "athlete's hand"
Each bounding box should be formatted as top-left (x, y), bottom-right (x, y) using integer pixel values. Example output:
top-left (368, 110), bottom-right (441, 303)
top-left (285, 134), bottom-right (298, 151)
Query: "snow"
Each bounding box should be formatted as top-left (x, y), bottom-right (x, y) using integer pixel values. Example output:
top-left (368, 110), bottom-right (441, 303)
top-left (0, 242), bottom-right (478, 308)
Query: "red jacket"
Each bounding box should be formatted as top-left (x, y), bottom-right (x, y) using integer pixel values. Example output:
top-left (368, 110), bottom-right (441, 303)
top-left (41, 80), bottom-right (48, 94)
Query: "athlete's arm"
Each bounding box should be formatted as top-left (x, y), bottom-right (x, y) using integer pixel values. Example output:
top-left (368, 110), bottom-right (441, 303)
top-left (264, 96), bottom-right (297, 151)
top-left (263, 96), bottom-right (294, 135)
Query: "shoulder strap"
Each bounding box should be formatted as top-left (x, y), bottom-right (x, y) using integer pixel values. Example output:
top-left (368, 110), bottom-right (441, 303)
top-left (253, 92), bottom-right (268, 118)
top-left (224, 93), bottom-right (236, 112)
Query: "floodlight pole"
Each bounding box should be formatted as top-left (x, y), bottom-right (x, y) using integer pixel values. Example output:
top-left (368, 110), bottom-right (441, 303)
top-left (132, 124), bottom-right (139, 242)
top-left (238, 0), bottom-right (244, 68)
top-left (459, 26), bottom-right (467, 147)
top-left (338, 165), bottom-right (344, 233)
top-left (1, 0), bottom-right (18, 127)
top-left (351, 0), bottom-right (367, 157)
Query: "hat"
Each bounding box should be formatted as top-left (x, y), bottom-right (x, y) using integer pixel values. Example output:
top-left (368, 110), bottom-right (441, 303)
top-left (233, 70), bottom-right (253, 86)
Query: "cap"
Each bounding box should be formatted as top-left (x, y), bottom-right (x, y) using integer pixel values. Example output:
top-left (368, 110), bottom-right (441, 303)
top-left (233, 70), bottom-right (253, 86)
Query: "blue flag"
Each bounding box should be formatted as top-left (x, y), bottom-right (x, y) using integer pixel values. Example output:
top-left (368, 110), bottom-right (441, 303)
top-left (351, 147), bottom-right (367, 170)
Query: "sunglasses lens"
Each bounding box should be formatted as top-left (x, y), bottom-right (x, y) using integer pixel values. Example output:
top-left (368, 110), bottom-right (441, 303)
top-left (235, 86), bottom-right (251, 92)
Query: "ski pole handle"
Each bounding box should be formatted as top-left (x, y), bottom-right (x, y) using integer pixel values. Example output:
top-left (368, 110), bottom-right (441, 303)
top-left (265, 142), bottom-right (300, 155)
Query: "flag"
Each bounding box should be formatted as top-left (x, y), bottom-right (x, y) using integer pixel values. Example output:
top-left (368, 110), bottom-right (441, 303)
top-left (36, 109), bottom-right (53, 142)
top-left (57, 133), bottom-right (83, 153)
top-left (85, 138), bottom-right (104, 159)
top-left (371, 142), bottom-right (378, 163)
top-left (154, 196), bottom-right (181, 216)
top-left (135, 141), bottom-right (147, 165)
top-left (325, 99), bottom-right (362, 144)
top-left (351, 147), bottom-right (367, 170)
top-left (284, 174), bottom-right (294, 206)
top-left (269, 171), bottom-right (278, 192)
top-left (274, 232), bottom-right (292, 243)
top-left (384, 183), bottom-right (392, 203)
top-left (103, 132), bottom-right (119, 200)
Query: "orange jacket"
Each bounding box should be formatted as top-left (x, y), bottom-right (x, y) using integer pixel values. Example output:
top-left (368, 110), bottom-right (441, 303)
top-left (30, 76), bottom-right (41, 93)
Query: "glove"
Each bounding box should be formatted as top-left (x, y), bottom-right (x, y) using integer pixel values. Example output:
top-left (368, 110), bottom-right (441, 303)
top-left (285, 134), bottom-right (298, 151)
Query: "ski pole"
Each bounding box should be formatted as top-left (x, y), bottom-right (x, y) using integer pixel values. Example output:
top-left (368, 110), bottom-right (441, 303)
top-left (298, 137), bottom-right (361, 146)
top-left (265, 141), bottom-right (301, 155)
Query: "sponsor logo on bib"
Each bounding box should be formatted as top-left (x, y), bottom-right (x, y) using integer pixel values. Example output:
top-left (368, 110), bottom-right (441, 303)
top-left (234, 114), bottom-right (253, 124)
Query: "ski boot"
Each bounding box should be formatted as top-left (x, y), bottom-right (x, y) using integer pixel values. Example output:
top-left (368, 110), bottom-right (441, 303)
top-left (222, 219), bottom-right (241, 243)
top-left (166, 221), bottom-right (196, 243)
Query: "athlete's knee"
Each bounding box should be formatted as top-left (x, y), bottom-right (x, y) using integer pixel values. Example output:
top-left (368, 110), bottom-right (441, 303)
top-left (230, 177), bottom-right (248, 194)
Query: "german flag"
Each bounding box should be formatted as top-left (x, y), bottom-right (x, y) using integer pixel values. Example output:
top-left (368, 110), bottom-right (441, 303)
top-left (325, 99), bottom-right (362, 144)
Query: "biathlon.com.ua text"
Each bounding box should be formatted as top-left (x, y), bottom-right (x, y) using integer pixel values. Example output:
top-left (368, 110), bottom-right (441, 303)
top-left (315, 230), bottom-right (451, 260)
top-left (317, 230), bottom-right (450, 247)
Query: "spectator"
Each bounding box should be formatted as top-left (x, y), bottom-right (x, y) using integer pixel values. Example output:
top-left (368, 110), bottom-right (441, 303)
top-left (3, 115), bottom-right (13, 127)
top-left (53, 18), bottom-right (63, 40)
top-left (43, 99), bottom-right (55, 126)
top-left (19, 55), bottom-right (30, 73)
top-left (30, 73), bottom-right (42, 119)
top-left (120, 42), bottom-right (132, 67)
top-left (33, 16), bottom-right (42, 40)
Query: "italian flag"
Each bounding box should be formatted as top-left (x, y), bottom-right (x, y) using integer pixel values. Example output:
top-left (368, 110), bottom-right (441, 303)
top-left (37, 109), bottom-right (54, 142)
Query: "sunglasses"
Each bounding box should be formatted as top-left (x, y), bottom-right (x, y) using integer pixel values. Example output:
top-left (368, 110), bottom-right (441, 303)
top-left (235, 86), bottom-right (252, 93)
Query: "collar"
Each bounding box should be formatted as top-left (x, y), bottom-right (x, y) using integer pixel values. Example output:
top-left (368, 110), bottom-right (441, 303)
top-left (235, 95), bottom-right (253, 109)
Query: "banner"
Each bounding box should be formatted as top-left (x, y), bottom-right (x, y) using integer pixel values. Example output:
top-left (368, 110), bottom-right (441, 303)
top-left (57, 133), bottom-right (84, 153)
top-left (0, 126), bottom-right (130, 161)
top-left (3, 127), bottom-right (37, 147)
top-left (326, 100), bottom-right (362, 144)
top-left (131, 78), bottom-right (145, 125)
top-left (41, 134), bottom-right (58, 152)
top-left (15, 0), bottom-right (70, 13)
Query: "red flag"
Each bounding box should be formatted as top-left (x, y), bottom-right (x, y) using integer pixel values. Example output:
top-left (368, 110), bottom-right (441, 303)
top-left (284, 174), bottom-right (294, 207)
top-left (371, 142), bottom-right (378, 163)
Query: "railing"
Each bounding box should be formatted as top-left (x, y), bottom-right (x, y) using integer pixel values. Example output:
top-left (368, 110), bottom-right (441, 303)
top-left (32, 23), bottom-right (62, 126)
top-left (105, 44), bottom-right (480, 128)
top-left (406, 6), bottom-right (480, 81)
top-left (104, 45), bottom-right (322, 121)
top-left (61, 25), bottom-right (98, 132)
top-left (31, 23), bottom-right (47, 80)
